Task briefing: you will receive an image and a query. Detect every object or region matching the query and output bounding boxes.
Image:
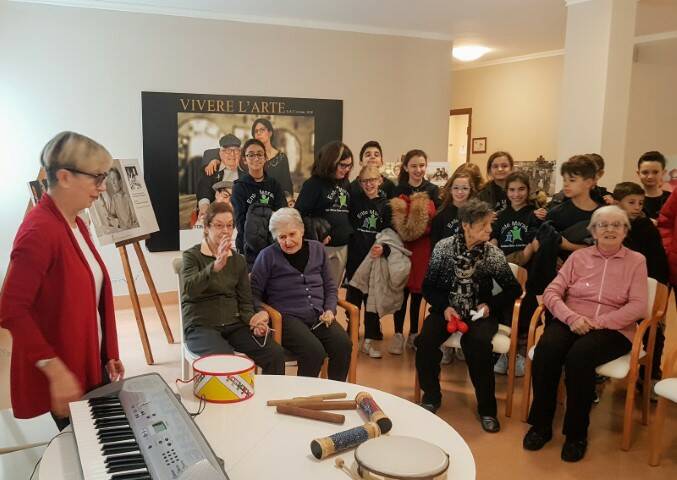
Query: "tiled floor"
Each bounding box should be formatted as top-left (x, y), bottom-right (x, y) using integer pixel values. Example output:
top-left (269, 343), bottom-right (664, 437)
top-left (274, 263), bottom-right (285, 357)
top-left (1, 296), bottom-right (676, 479)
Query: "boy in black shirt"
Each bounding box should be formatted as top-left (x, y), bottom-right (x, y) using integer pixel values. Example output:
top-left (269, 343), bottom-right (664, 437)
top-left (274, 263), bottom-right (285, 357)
top-left (636, 151), bottom-right (671, 221)
top-left (349, 141), bottom-right (396, 200)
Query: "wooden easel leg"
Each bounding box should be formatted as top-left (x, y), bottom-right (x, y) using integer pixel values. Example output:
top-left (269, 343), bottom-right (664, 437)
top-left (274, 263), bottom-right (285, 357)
top-left (119, 245), bottom-right (154, 365)
top-left (133, 242), bottom-right (175, 343)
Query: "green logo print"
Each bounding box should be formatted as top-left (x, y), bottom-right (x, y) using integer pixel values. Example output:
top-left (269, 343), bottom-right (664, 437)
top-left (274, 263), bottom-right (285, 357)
top-left (338, 192), bottom-right (348, 207)
top-left (510, 226), bottom-right (523, 242)
top-left (260, 193), bottom-right (270, 205)
top-left (367, 212), bottom-right (378, 229)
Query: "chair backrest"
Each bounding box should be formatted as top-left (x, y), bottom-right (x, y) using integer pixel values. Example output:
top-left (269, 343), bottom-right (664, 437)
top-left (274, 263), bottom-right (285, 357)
top-left (646, 277), bottom-right (657, 320)
top-left (491, 262), bottom-right (527, 295)
top-left (172, 256), bottom-right (186, 345)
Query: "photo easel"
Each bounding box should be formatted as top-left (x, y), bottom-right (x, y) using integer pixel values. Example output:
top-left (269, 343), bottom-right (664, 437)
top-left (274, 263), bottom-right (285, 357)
top-left (115, 234), bottom-right (175, 365)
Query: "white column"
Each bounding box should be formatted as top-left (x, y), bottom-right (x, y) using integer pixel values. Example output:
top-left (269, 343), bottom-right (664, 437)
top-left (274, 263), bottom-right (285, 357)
top-left (556, 0), bottom-right (638, 187)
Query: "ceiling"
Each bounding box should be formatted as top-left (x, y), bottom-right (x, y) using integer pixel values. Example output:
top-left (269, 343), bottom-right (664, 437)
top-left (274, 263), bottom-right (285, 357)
top-left (14, 0), bottom-right (677, 63)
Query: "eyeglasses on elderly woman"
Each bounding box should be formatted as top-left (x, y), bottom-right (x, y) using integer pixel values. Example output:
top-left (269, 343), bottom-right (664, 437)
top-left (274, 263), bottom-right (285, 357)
top-left (593, 221), bottom-right (626, 231)
top-left (62, 167), bottom-right (109, 186)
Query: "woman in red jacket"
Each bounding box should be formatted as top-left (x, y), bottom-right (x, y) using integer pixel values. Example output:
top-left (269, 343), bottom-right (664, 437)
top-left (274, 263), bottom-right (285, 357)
top-left (657, 187), bottom-right (677, 294)
top-left (0, 131), bottom-right (124, 429)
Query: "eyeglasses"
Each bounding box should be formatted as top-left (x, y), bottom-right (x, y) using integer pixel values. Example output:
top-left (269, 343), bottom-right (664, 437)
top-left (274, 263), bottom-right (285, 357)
top-left (595, 221), bottom-right (625, 230)
top-left (245, 153), bottom-right (265, 160)
top-left (62, 167), bottom-right (109, 186)
top-left (216, 189), bottom-right (231, 198)
top-left (253, 128), bottom-right (268, 135)
top-left (220, 147), bottom-right (239, 154)
top-left (359, 177), bottom-right (380, 184)
top-left (452, 186), bottom-right (470, 192)
top-left (337, 162), bottom-right (353, 170)
top-left (209, 222), bottom-right (234, 230)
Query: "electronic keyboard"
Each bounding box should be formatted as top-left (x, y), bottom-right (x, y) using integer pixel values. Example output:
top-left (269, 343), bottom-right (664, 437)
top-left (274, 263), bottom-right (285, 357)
top-left (69, 373), bottom-right (229, 480)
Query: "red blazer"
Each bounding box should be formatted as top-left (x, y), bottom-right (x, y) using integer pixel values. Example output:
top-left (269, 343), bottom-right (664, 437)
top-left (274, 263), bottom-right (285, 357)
top-left (657, 188), bottom-right (677, 286)
top-left (0, 194), bottom-right (120, 418)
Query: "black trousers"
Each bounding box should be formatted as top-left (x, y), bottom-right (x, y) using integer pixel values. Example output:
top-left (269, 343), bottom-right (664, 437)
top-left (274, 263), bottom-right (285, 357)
top-left (415, 311), bottom-right (499, 416)
top-left (185, 324), bottom-right (286, 375)
top-left (394, 288), bottom-right (423, 335)
top-left (345, 286), bottom-right (383, 340)
top-left (282, 313), bottom-right (352, 381)
top-left (528, 319), bottom-right (631, 440)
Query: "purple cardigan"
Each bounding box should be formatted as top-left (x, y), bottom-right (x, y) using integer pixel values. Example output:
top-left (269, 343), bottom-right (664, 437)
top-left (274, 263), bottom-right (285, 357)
top-left (250, 240), bottom-right (338, 318)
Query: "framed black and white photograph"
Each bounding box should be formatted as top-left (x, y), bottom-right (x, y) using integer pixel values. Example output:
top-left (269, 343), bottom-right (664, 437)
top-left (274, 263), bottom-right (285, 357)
top-left (472, 137), bottom-right (487, 154)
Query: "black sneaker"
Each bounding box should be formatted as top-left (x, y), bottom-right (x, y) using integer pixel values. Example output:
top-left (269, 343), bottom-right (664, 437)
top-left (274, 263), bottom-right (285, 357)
top-left (479, 416), bottom-right (500, 433)
top-left (420, 400), bottom-right (441, 414)
top-left (561, 439), bottom-right (587, 462)
top-left (523, 427), bottom-right (553, 451)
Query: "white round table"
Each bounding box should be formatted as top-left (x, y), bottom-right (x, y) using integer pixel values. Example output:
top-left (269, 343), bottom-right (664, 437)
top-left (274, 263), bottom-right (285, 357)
top-left (39, 375), bottom-right (475, 479)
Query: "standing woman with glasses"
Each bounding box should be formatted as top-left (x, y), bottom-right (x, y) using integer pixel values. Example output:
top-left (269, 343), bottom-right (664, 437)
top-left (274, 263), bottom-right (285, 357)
top-left (431, 169), bottom-right (477, 248)
top-left (0, 131), bottom-right (124, 430)
top-left (478, 151), bottom-right (514, 214)
top-left (252, 118), bottom-right (294, 196)
top-left (295, 141), bottom-right (354, 287)
top-left (231, 139), bottom-right (286, 263)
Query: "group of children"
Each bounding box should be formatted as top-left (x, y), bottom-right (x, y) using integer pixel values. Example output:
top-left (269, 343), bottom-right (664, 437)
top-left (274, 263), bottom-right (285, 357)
top-left (340, 144), bottom-right (672, 379)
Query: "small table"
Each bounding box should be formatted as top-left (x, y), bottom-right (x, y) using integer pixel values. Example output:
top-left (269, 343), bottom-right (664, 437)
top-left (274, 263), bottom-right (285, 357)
top-left (40, 375), bottom-right (476, 479)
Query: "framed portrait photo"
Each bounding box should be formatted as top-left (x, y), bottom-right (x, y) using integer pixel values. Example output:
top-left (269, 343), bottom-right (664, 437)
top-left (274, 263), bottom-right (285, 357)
top-left (472, 137), bottom-right (487, 154)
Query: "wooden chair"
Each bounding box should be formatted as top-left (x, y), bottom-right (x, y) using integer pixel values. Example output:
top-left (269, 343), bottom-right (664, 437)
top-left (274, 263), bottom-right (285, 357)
top-left (414, 263), bottom-right (527, 417)
top-left (260, 300), bottom-right (360, 383)
top-left (649, 347), bottom-right (677, 466)
top-left (521, 278), bottom-right (669, 451)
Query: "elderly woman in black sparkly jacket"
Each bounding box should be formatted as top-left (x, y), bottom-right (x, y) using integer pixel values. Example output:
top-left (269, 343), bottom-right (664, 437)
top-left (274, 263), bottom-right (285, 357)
top-left (415, 199), bottom-right (522, 433)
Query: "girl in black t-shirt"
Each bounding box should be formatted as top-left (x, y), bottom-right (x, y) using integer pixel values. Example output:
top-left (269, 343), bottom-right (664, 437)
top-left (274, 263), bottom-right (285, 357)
top-left (490, 171), bottom-right (541, 266)
top-left (431, 169), bottom-right (477, 247)
top-left (478, 151), bottom-right (514, 213)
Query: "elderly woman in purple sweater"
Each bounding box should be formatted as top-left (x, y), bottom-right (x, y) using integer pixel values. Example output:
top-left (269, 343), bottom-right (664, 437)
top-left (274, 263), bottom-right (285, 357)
top-left (250, 208), bottom-right (352, 381)
top-left (524, 206), bottom-right (648, 462)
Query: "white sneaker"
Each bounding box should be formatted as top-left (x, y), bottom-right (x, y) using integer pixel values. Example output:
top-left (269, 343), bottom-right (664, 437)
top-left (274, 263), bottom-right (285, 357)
top-left (388, 333), bottom-right (405, 355)
top-left (361, 339), bottom-right (383, 359)
top-left (441, 346), bottom-right (454, 365)
top-left (494, 354), bottom-right (508, 375)
top-left (454, 348), bottom-right (465, 361)
top-left (406, 333), bottom-right (418, 350)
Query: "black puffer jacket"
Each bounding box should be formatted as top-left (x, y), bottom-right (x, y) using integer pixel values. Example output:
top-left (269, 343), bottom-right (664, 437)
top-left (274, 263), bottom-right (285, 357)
top-left (303, 216), bottom-right (332, 243)
top-left (243, 203), bottom-right (274, 269)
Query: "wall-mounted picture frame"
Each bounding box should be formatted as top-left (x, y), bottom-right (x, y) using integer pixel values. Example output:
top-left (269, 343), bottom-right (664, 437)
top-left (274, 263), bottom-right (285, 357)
top-left (472, 137), bottom-right (487, 154)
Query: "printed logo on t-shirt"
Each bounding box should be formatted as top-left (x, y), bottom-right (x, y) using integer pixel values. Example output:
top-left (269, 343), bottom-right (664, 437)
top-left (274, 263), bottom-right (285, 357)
top-left (326, 186), bottom-right (350, 213)
top-left (499, 220), bottom-right (528, 248)
top-left (356, 209), bottom-right (381, 233)
top-left (446, 219), bottom-right (460, 237)
top-left (247, 190), bottom-right (275, 206)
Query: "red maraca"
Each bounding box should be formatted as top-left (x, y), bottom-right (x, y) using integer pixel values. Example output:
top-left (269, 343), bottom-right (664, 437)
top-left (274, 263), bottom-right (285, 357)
top-left (446, 314), bottom-right (469, 334)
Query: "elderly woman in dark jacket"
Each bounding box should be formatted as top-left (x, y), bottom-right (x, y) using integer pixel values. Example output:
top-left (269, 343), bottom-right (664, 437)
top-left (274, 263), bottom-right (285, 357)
top-left (181, 202), bottom-right (285, 374)
top-left (250, 208), bottom-right (353, 381)
top-left (415, 199), bottom-right (522, 433)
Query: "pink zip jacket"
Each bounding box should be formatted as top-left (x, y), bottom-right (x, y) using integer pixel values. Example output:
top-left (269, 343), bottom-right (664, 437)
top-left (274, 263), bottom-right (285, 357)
top-left (543, 245), bottom-right (648, 341)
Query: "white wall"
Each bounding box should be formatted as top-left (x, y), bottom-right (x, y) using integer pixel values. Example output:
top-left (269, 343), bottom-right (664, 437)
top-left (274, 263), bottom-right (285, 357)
top-left (451, 56), bottom-right (563, 171)
top-left (0, 1), bottom-right (452, 295)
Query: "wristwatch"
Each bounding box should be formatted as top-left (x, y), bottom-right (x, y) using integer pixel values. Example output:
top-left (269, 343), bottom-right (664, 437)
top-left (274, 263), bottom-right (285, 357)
top-left (35, 358), bottom-right (56, 369)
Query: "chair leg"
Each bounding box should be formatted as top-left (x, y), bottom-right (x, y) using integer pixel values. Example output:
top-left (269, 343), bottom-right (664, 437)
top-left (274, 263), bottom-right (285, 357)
top-left (505, 347), bottom-right (518, 417)
top-left (641, 361), bottom-right (653, 426)
top-left (414, 372), bottom-right (421, 404)
top-left (648, 396), bottom-right (669, 466)
top-left (521, 357), bottom-right (533, 422)
top-left (320, 359), bottom-right (329, 379)
top-left (622, 375), bottom-right (638, 451)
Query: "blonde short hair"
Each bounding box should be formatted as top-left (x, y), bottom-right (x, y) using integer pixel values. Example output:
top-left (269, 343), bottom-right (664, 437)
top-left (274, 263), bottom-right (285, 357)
top-left (357, 164), bottom-right (381, 180)
top-left (41, 131), bottom-right (112, 186)
top-left (269, 208), bottom-right (304, 237)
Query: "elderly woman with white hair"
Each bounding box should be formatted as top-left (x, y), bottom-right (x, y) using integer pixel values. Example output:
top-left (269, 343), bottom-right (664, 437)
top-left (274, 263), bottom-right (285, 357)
top-left (524, 205), bottom-right (648, 462)
top-left (250, 208), bottom-right (352, 381)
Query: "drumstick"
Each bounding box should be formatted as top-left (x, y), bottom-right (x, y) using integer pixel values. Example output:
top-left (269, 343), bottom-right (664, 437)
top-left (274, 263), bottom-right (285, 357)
top-left (276, 405), bottom-right (345, 424)
top-left (267, 400), bottom-right (357, 409)
top-left (293, 393), bottom-right (347, 401)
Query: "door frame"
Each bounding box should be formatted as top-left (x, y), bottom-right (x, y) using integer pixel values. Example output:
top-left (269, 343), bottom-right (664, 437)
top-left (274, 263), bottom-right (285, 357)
top-left (449, 108), bottom-right (472, 164)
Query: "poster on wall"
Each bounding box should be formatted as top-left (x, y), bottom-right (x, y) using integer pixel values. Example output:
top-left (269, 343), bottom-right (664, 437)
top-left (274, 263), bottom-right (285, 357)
top-left (141, 92), bottom-right (343, 252)
top-left (664, 154), bottom-right (677, 192)
top-left (89, 159), bottom-right (159, 246)
top-left (27, 179), bottom-right (49, 204)
top-left (426, 162), bottom-right (451, 187)
top-left (514, 157), bottom-right (556, 196)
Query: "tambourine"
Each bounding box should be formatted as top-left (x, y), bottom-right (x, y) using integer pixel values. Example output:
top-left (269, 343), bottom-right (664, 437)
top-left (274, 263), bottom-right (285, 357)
top-left (354, 436), bottom-right (449, 479)
top-left (191, 354), bottom-right (255, 403)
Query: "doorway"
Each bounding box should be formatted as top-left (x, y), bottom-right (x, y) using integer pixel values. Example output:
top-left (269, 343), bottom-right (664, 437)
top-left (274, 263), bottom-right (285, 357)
top-left (448, 108), bottom-right (472, 172)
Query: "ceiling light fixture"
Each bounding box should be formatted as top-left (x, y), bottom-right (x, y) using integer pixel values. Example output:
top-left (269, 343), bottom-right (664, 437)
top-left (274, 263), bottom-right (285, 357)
top-left (452, 46), bottom-right (491, 62)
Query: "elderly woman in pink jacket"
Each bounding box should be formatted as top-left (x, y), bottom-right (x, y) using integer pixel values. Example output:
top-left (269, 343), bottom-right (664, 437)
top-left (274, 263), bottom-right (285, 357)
top-left (523, 206), bottom-right (648, 463)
